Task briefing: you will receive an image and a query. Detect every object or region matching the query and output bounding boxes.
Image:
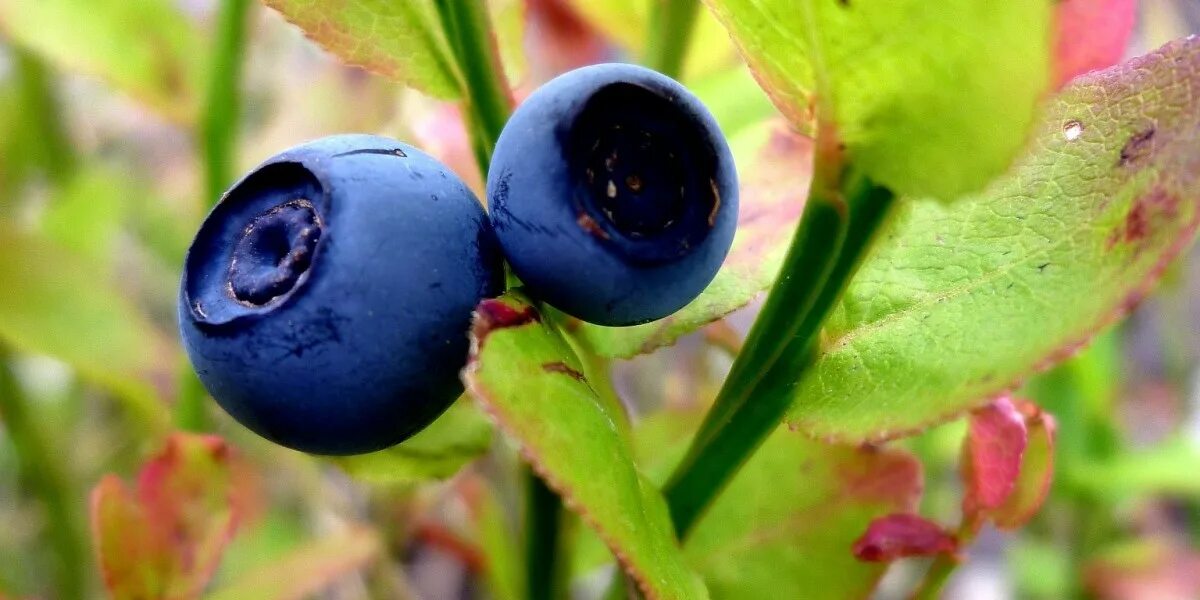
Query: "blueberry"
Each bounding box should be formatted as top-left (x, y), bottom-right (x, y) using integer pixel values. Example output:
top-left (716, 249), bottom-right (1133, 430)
top-left (487, 63), bottom-right (738, 327)
top-left (179, 134), bottom-right (503, 455)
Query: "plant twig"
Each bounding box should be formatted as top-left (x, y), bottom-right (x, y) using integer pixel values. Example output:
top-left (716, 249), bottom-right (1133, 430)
top-left (525, 468), bottom-right (568, 600)
top-left (644, 0), bottom-right (702, 79)
top-left (664, 144), bottom-right (897, 537)
top-left (433, 0), bottom-right (512, 177)
top-left (179, 0), bottom-right (254, 432)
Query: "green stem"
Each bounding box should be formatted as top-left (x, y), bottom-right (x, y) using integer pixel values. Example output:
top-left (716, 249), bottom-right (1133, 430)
top-left (179, 0), bottom-right (253, 431)
top-left (644, 0), bottom-right (702, 79)
top-left (0, 349), bottom-right (88, 600)
top-left (200, 0), bottom-right (253, 209)
top-left (433, 0), bottom-right (512, 175)
top-left (910, 519), bottom-right (980, 600)
top-left (664, 164), bottom-right (896, 538)
top-left (525, 468), bottom-right (567, 600)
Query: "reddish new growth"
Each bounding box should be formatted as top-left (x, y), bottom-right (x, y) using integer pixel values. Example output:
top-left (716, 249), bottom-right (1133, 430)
top-left (471, 299), bottom-right (540, 351)
top-left (852, 513), bottom-right (958, 562)
top-left (962, 396), bottom-right (1028, 514)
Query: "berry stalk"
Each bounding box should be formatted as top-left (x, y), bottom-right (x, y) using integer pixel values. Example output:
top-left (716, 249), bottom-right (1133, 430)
top-left (433, 0), bottom-right (512, 175)
top-left (179, 0), bottom-right (254, 432)
top-left (664, 142), bottom-right (897, 538)
top-left (644, 0), bottom-right (702, 80)
top-left (431, 6), bottom-right (571, 597)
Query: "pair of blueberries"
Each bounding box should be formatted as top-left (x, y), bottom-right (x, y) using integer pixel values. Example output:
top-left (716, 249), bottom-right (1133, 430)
top-left (180, 64), bottom-right (739, 454)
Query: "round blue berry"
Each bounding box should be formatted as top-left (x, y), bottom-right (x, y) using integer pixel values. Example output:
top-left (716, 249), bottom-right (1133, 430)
top-left (179, 134), bottom-right (503, 455)
top-left (487, 63), bottom-right (738, 326)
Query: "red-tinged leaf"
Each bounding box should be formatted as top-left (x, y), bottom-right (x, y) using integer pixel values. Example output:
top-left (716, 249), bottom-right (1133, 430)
top-left (91, 475), bottom-right (171, 599)
top-left (90, 434), bottom-right (260, 600)
top-left (962, 397), bottom-right (1029, 517)
top-left (991, 403), bottom-right (1057, 530)
top-left (852, 514), bottom-right (958, 562)
top-left (1053, 0), bottom-right (1137, 88)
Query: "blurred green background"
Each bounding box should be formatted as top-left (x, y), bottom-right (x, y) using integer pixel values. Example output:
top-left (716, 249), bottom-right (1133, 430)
top-left (1, 1), bottom-right (1200, 599)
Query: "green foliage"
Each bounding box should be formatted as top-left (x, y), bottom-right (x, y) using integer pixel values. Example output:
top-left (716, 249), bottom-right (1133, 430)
top-left (333, 399), bottom-right (493, 486)
top-left (0, 0), bottom-right (206, 122)
top-left (465, 293), bottom-right (708, 599)
top-left (260, 0), bottom-right (460, 98)
top-left (788, 39), bottom-right (1200, 442)
top-left (2, 0), bottom-right (1199, 598)
top-left (706, 0), bottom-right (1051, 199)
top-left (0, 223), bottom-right (173, 431)
top-left (205, 528), bottom-right (381, 600)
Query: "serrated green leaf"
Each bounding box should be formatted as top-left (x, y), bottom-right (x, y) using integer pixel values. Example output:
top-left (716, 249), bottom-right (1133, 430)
top-left (578, 120), bottom-right (807, 358)
top-left (629, 411), bottom-right (922, 599)
top-left (205, 527), bottom-right (380, 600)
top-left (464, 293), bottom-right (708, 600)
top-left (262, 0), bottom-right (460, 98)
top-left (0, 0), bottom-right (205, 123)
top-left (0, 222), bottom-right (173, 430)
top-left (788, 39), bottom-right (1200, 443)
top-left (332, 399), bottom-right (492, 486)
top-left (705, 0), bottom-right (1051, 199)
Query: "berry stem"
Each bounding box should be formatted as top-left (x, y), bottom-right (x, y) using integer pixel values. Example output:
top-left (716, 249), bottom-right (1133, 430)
top-left (0, 347), bottom-right (89, 600)
top-left (201, 0), bottom-right (253, 211)
top-left (432, 7), bottom-right (570, 598)
top-left (179, 0), bottom-right (254, 432)
top-left (644, 0), bottom-right (702, 80)
top-left (663, 141), bottom-right (897, 538)
top-left (433, 0), bottom-right (513, 174)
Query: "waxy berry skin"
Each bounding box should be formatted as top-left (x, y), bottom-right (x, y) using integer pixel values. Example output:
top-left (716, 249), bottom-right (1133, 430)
top-left (487, 63), bottom-right (738, 327)
top-left (179, 134), bottom-right (503, 455)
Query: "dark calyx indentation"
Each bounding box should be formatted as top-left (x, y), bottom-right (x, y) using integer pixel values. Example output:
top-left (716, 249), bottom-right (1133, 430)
top-left (1118, 127), bottom-right (1155, 166)
top-left (228, 200), bottom-right (322, 306)
top-left (332, 147), bottom-right (408, 158)
top-left (566, 82), bottom-right (718, 263)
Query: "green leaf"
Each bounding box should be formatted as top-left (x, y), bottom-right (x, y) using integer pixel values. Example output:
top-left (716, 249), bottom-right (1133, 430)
top-left (262, 0), bottom-right (460, 98)
top-left (787, 39), bottom-right (1200, 443)
top-left (332, 399), bottom-right (493, 486)
top-left (39, 167), bottom-right (131, 270)
top-left (0, 222), bottom-right (174, 430)
top-left (630, 411), bottom-right (922, 598)
top-left (1066, 436), bottom-right (1200, 500)
top-left (578, 121), bottom-right (808, 358)
top-left (205, 527), bottom-right (380, 600)
top-left (705, 0), bottom-right (1051, 199)
top-left (464, 293), bottom-right (708, 600)
top-left (0, 0), bottom-right (205, 122)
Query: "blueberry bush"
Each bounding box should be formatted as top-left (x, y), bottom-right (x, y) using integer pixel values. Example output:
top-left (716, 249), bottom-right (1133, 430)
top-left (1, 1), bottom-right (1200, 599)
